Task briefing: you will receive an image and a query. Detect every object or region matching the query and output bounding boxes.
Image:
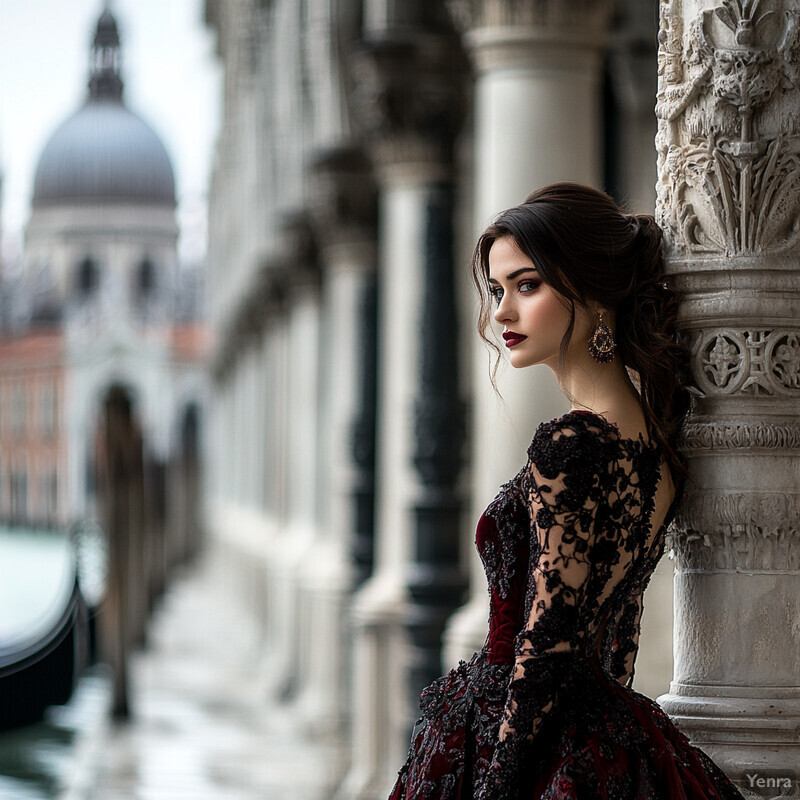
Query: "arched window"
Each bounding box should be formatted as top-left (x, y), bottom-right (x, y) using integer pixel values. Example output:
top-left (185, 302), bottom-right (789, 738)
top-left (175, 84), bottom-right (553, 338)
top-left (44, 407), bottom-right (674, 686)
top-left (75, 256), bottom-right (99, 299)
top-left (135, 257), bottom-right (156, 302)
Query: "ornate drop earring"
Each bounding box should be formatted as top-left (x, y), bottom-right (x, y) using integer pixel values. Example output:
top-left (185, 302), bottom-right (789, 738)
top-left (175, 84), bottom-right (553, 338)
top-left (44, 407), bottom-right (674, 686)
top-left (588, 311), bottom-right (616, 363)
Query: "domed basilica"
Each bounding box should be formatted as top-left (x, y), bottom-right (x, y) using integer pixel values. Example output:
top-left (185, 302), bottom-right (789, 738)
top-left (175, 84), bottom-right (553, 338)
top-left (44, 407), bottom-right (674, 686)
top-left (0, 7), bottom-right (207, 531)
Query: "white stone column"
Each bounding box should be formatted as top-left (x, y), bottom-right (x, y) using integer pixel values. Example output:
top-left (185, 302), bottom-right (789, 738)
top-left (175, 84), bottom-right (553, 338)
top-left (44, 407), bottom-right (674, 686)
top-left (444, 0), bottom-right (616, 666)
top-left (240, 344), bottom-right (256, 508)
top-left (295, 149), bottom-right (377, 751)
top-left (341, 174), bottom-right (436, 800)
top-left (264, 223), bottom-right (323, 703)
top-left (655, 0), bottom-right (800, 789)
top-left (339, 22), bottom-right (468, 800)
top-left (253, 297), bottom-right (289, 678)
top-left (222, 380), bottom-right (234, 501)
top-left (251, 333), bottom-right (268, 515)
top-left (232, 357), bottom-right (247, 507)
top-left (265, 312), bottom-right (287, 527)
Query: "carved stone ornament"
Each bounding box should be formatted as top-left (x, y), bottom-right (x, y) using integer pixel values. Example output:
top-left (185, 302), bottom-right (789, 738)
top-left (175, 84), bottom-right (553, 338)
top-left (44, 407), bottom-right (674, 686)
top-left (656, 0), bottom-right (800, 257)
top-left (446, 0), bottom-right (614, 34)
top-left (667, 489), bottom-right (800, 571)
top-left (684, 327), bottom-right (800, 396)
top-left (680, 418), bottom-right (800, 448)
top-left (308, 147), bottom-right (377, 246)
top-left (350, 34), bottom-right (467, 168)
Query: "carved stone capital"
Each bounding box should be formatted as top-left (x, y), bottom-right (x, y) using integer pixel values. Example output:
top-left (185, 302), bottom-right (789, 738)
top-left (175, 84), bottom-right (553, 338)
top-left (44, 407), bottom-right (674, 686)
top-left (656, 0), bottom-right (800, 261)
top-left (307, 145), bottom-right (378, 248)
top-left (209, 253), bottom-right (291, 381)
top-left (668, 490), bottom-right (800, 572)
top-left (275, 211), bottom-right (321, 291)
top-left (448, 0), bottom-right (614, 33)
top-left (448, 0), bottom-right (615, 71)
top-left (350, 33), bottom-right (468, 171)
top-left (683, 328), bottom-right (800, 397)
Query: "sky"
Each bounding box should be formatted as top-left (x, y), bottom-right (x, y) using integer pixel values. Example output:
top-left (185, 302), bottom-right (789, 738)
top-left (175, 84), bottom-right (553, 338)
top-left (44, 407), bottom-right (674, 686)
top-left (0, 0), bottom-right (221, 266)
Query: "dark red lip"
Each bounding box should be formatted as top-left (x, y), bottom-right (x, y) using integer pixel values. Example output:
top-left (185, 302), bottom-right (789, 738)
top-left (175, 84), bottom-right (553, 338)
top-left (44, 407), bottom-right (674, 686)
top-left (503, 331), bottom-right (527, 347)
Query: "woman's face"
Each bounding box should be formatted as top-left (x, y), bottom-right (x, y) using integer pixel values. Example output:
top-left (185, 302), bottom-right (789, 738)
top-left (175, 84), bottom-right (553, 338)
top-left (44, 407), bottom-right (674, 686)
top-left (487, 235), bottom-right (592, 370)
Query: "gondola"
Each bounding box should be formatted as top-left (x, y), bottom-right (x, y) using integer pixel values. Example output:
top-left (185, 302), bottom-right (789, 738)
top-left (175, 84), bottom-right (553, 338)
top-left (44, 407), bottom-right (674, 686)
top-left (0, 532), bottom-right (90, 731)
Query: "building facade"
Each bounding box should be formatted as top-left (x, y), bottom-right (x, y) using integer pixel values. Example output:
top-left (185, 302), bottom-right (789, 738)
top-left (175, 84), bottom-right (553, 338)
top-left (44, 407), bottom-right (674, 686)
top-left (0, 333), bottom-right (64, 527)
top-left (204, 0), bottom-right (799, 796)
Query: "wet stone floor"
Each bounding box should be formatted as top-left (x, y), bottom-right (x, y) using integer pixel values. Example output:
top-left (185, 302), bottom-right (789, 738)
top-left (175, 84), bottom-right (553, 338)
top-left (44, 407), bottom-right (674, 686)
top-left (68, 557), bottom-right (341, 799)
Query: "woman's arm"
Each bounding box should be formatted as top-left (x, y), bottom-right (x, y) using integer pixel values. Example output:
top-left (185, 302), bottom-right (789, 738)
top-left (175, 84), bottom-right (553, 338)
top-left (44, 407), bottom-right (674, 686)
top-left (609, 586), bottom-right (644, 688)
top-left (478, 423), bottom-right (605, 800)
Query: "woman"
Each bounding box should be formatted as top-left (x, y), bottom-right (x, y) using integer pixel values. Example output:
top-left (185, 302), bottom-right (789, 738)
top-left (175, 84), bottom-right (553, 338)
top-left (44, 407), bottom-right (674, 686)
top-left (388, 184), bottom-right (745, 800)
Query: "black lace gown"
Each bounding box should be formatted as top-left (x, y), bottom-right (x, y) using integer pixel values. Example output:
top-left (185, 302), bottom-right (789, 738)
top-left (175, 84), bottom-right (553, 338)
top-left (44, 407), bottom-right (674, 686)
top-left (389, 411), bottom-right (745, 800)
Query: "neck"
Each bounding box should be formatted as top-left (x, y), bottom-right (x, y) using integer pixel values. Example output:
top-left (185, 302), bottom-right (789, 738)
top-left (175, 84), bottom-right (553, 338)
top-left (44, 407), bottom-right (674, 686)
top-left (546, 346), bottom-right (642, 419)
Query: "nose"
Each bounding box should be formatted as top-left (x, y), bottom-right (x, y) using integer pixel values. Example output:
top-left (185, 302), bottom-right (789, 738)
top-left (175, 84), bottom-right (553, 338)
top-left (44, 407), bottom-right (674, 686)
top-left (493, 292), bottom-right (516, 325)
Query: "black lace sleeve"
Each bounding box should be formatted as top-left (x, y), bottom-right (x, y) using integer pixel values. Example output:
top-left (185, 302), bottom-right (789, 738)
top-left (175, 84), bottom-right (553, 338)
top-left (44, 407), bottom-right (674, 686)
top-left (478, 419), bottom-right (609, 800)
top-left (608, 584), bottom-right (643, 688)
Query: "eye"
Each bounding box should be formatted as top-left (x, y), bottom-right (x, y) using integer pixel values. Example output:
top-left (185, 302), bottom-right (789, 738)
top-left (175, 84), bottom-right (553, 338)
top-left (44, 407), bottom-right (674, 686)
top-left (489, 286), bottom-right (504, 304)
top-left (518, 279), bottom-right (541, 293)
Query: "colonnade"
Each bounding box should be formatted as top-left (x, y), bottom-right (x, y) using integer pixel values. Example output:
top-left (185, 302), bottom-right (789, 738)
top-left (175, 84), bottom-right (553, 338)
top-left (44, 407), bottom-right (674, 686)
top-left (203, 0), bottom-right (797, 797)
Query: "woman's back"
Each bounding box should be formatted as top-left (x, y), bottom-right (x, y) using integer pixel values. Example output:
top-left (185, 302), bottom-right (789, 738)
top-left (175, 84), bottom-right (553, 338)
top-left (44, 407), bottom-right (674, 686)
top-left (389, 411), bottom-right (744, 800)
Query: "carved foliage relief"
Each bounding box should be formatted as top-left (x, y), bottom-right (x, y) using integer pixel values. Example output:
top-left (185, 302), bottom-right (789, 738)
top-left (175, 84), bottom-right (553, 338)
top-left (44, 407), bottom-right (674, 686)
top-left (668, 490), bottom-right (800, 571)
top-left (657, 0), bottom-right (800, 256)
top-left (685, 328), bottom-right (800, 396)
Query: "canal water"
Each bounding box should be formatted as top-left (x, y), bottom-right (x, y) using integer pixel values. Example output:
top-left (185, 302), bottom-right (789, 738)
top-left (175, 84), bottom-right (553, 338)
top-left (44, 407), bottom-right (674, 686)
top-left (0, 527), bottom-right (109, 799)
top-left (0, 670), bottom-right (109, 799)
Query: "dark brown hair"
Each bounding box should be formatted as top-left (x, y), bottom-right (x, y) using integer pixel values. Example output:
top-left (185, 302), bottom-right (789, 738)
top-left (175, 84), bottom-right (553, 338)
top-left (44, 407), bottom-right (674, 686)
top-left (471, 182), bottom-right (691, 492)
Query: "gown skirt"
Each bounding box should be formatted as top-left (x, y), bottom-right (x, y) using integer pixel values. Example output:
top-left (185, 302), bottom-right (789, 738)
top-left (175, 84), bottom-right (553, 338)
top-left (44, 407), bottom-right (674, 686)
top-left (390, 646), bottom-right (745, 800)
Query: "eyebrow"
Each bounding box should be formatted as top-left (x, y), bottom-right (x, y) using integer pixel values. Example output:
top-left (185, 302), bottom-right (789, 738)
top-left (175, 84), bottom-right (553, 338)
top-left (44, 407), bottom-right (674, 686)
top-left (488, 267), bottom-right (538, 284)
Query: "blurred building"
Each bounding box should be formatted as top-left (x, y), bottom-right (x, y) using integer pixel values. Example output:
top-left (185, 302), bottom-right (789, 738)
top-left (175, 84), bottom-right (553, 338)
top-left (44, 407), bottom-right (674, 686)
top-left (202, 2), bottom-right (678, 798)
top-left (0, 8), bottom-right (208, 532)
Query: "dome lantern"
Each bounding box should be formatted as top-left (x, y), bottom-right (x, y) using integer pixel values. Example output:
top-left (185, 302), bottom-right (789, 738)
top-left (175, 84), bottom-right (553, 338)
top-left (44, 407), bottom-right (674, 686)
top-left (88, 8), bottom-right (123, 101)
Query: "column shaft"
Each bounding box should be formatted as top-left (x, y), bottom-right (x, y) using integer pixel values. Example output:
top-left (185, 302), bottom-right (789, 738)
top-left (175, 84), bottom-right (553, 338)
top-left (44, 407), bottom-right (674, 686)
top-left (342, 15), bottom-right (469, 796)
top-left (655, 0), bottom-right (800, 786)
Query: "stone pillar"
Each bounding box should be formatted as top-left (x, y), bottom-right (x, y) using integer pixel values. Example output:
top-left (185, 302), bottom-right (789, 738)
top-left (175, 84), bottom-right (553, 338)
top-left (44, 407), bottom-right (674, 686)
top-left (339, 15), bottom-right (468, 799)
top-left (443, 0), bottom-right (615, 666)
top-left (406, 179), bottom-right (468, 715)
top-left (250, 275), bottom-right (287, 670)
top-left (294, 146), bottom-right (377, 747)
top-left (232, 354), bottom-right (246, 507)
top-left (250, 333), bottom-right (268, 515)
top-left (655, 0), bottom-right (800, 789)
top-left (263, 300), bottom-right (287, 528)
top-left (263, 218), bottom-right (323, 704)
top-left (350, 271), bottom-right (379, 589)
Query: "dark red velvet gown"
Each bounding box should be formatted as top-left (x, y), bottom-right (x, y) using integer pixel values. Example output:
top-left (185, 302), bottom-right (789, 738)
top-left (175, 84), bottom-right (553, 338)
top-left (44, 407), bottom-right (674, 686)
top-left (388, 411), bottom-right (746, 800)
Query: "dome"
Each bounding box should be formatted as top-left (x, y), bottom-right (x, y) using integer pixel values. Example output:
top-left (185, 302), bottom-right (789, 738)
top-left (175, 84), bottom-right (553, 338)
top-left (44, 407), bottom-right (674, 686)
top-left (31, 8), bottom-right (176, 209)
top-left (32, 100), bottom-right (176, 208)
